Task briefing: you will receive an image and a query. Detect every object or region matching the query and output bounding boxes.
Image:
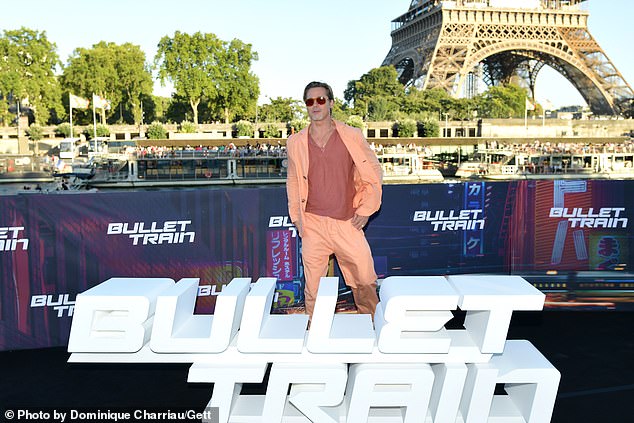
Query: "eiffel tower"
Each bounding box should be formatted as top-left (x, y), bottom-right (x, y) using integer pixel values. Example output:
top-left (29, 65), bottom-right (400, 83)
top-left (382, 0), bottom-right (633, 117)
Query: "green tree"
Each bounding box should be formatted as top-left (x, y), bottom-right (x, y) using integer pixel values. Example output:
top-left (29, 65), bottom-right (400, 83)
top-left (147, 95), bottom-right (171, 123)
top-left (367, 96), bottom-right (400, 121)
top-left (0, 28), bottom-right (62, 125)
top-left (397, 118), bottom-right (417, 137)
top-left (179, 121), bottom-right (198, 133)
top-left (56, 122), bottom-right (71, 137)
top-left (213, 39), bottom-right (259, 123)
top-left (235, 120), bottom-right (254, 137)
top-left (259, 97), bottom-right (300, 123)
top-left (26, 123), bottom-right (44, 141)
top-left (344, 66), bottom-right (404, 119)
top-left (155, 32), bottom-right (259, 125)
top-left (61, 41), bottom-right (153, 125)
top-left (61, 42), bottom-right (117, 124)
top-left (261, 123), bottom-right (280, 139)
top-left (147, 121), bottom-right (167, 139)
top-left (346, 115), bottom-right (365, 129)
top-left (114, 43), bottom-right (153, 124)
top-left (331, 98), bottom-right (350, 122)
top-left (0, 100), bottom-right (10, 127)
top-left (419, 119), bottom-right (440, 137)
top-left (475, 84), bottom-right (526, 118)
top-left (83, 124), bottom-right (109, 139)
top-left (402, 87), bottom-right (451, 118)
top-left (288, 118), bottom-right (308, 134)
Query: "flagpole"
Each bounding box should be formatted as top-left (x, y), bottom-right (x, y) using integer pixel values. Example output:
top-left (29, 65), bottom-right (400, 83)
top-left (92, 94), bottom-right (97, 145)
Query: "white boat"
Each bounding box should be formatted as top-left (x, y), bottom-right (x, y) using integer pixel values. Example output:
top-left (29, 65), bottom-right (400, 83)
top-left (455, 147), bottom-right (634, 180)
top-left (0, 155), bottom-right (54, 184)
top-left (76, 144), bottom-right (445, 189)
top-left (376, 147), bottom-right (444, 183)
top-left (83, 149), bottom-right (289, 188)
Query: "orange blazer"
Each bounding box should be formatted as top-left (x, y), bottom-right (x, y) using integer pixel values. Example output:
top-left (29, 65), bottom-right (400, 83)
top-left (286, 120), bottom-right (383, 237)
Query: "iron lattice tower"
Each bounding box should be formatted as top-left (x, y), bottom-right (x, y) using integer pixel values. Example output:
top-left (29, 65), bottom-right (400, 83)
top-left (382, 0), bottom-right (633, 116)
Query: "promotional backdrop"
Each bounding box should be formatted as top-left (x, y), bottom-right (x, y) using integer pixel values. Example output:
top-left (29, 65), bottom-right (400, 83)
top-left (1, 180), bottom-right (633, 350)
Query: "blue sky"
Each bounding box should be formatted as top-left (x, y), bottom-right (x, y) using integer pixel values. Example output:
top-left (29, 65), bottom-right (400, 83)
top-left (1, 0), bottom-right (631, 109)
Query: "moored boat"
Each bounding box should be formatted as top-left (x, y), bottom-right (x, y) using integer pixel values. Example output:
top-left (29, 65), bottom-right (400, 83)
top-left (376, 146), bottom-right (444, 183)
top-left (80, 144), bottom-right (447, 188)
top-left (456, 144), bottom-right (634, 180)
top-left (0, 155), bottom-right (55, 184)
top-left (83, 148), bottom-right (289, 188)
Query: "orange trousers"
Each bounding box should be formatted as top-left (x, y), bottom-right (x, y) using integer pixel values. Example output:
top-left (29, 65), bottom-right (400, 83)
top-left (301, 212), bottom-right (379, 319)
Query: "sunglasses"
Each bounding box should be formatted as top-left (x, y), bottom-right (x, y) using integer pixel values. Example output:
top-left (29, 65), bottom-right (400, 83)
top-left (305, 96), bottom-right (328, 107)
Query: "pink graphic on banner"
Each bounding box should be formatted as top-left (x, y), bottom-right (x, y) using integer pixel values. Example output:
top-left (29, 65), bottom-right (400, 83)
top-left (267, 230), bottom-right (295, 281)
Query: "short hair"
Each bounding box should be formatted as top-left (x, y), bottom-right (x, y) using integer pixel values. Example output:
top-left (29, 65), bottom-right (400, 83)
top-left (303, 81), bottom-right (334, 101)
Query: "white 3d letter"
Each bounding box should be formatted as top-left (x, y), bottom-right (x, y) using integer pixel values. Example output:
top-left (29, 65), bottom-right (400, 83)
top-left (448, 275), bottom-right (545, 353)
top-left (68, 277), bottom-right (174, 353)
top-left (375, 276), bottom-right (458, 353)
top-left (306, 277), bottom-right (375, 353)
top-left (237, 278), bottom-right (308, 353)
top-left (150, 278), bottom-right (250, 353)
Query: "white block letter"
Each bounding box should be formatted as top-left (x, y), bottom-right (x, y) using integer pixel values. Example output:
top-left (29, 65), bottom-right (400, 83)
top-left (488, 340), bottom-right (561, 423)
top-left (237, 278), bottom-right (308, 353)
top-left (150, 278), bottom-right (250, 353)
top-left (448, 275), bottom-right (545, 353)
top-left (68, 278), bottom-right (174, 353)
top-left (346, 363), bottom-right (434, 423)
top-left (375, 276), bottom-right (458, 353)
top-left (307, 277), bottom-right (375, 353)
top-left (188, 362), bottom-right (267, 423)
top-left (263, 362), bottom-right (347, 423)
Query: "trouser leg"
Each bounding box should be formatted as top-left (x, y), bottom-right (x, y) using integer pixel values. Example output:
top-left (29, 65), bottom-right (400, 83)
top-left (351, 284), bottom-right (379, 317)
top-left (331, 218), bottom-right (379, 318)
top-left (300, 214), bottom-right (332, 318)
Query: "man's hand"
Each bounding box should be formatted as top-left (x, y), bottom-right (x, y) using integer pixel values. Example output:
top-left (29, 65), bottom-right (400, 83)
top-left (351, 214), bottom-right (369, 230)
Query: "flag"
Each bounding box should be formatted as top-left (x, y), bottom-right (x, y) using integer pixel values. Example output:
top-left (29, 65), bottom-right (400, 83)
top-left (525, 97), bottom-right (535, 111)
top-left (543, 99), bottom-right (555, 111)
top-left (92, 94), bottom-right (109, 109)
top-left (69, 93), bottom-right (89, 109)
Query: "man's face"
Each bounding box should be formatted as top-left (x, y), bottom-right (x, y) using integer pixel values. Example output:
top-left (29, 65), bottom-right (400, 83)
top-left (305, 87), bottom-right (333, 122)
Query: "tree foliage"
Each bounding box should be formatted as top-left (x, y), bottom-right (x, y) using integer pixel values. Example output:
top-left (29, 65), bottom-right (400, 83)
top-left (235, 120), bottom-right (254, 137)
top-left (346, 115), bottom-right (365, 129)
top-left (56, 122), bottom-right (71, 138)
top-left (214, 39), bottom-right (259, 123)
top-left (146, 121), bottom-right (167, 139)
top-left (179, 121), bottom-right (198, 133)
top-left (26, 123), bottom-right (44, 141)
top-left (115, 43), bottom-right (154, 124)
top-left (155, 31), bottom-right (259, 125)
top-left (0, 26), bottom-right (541, 131)
top-left (0, 27), bottom-right (62, 125)
top-left (289, 118), bottom-right (309, 133)
top-left (344, 66), bottom-right (404, 120)
top-left (258, 97), bottom-right (302, 123)
top-left (83, 124), bottom-right (110, 139)
top-left (261, 123), bottom-right (280, 139)
top-left (397, 118), bottom-right (417, 137)
top-left (61, 41), bottom-right (153, 125)
top-left (475, 84), bottom-right (526, 118)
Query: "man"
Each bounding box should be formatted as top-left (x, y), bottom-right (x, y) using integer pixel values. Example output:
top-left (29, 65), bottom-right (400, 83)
top-left (286, 81), bottom-right (383, 319)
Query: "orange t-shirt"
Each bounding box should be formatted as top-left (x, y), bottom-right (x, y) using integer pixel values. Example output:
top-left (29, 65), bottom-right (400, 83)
top-left (305, 130), bottom-right (355, 220)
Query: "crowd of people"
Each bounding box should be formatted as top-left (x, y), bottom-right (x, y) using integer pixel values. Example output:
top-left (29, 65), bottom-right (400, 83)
top-left (130, 142), bottom-right (287, 159)
top-left (482, 139), bottom-right (634, 155)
